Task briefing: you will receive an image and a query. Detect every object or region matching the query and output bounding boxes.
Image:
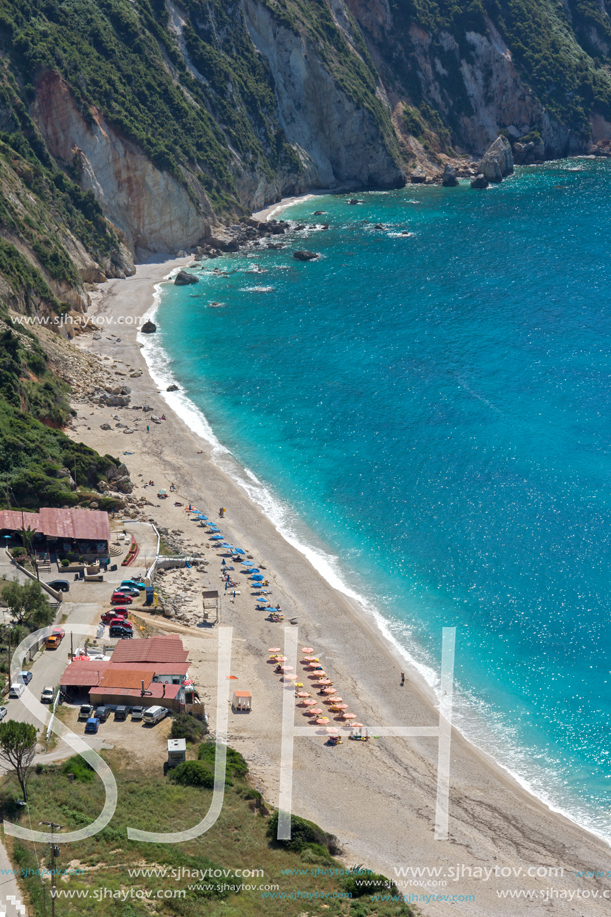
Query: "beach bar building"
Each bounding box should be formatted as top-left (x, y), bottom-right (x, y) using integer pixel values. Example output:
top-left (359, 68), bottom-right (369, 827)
top-left (60, 635), bottom-right (198, 713)
top-left (0, 507), bottom-right (110, 558)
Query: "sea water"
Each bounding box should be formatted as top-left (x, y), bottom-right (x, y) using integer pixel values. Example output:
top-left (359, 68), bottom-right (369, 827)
top-left (149, 159), bottom-right (611, 841)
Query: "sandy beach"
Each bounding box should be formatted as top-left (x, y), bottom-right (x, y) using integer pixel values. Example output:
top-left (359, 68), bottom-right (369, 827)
top-left (46, 252), bottom-right (611, 916)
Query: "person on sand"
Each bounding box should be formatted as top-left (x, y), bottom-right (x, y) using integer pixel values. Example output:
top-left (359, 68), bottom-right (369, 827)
top-left (401, 672), bottom-right (405, 686)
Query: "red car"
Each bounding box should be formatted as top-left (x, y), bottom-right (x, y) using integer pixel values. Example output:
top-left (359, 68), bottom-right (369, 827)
top-left (101, 609), bottom-right (128, 624)
top-left (109, 618), bottom-right (133, 630)
top-left (111, 592), bottom-right (132, 605)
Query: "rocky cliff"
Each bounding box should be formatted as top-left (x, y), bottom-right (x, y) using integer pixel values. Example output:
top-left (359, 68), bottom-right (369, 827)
top-left (0, 0), bottom-right (611, 308)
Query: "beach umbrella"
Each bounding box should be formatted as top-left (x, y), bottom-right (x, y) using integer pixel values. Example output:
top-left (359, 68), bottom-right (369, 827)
top-left (197, 515), bottom-right (208, 520)
top-left (268, 647), bottom-right (281, 653)
top-left (279, 666), bottom-right (293, 672)
top-left (251, 575), bottom-right (264, 581)
top-left (158, 488), bottom-right (167, 495)
top-left (303, 699), bottom-right (317, 706)
top-left (296, 692), bottom-right (310, 698)
top-left (301, 647), bottom-right (314, 654)
top-left (234, 549), bottom-right (245, 555)
top-left (325, 727), bottom-right (340, 734)
top-left (274, 655), bottom-right (287, 662)
top-left (211, 535), bottom-right (223, 540)
top-left (342, 713), bottom-right (357, 720)
top-left (315, 717), bottom-right (330, 725)
top-left (317, 679), bottom-right (331, 686)
top-left (246, 568), bottom-right (260, 573)
top-left (352, 723), bottom-right (364, 728)
top-left (309, 708), bottom-right (323, 715)
top-left (241, 559), bottom-right (253, 564)
top-left (333, 703), bottom-right (349, 710)
top-left (323, 687), bottom-right (337, 695)
top-left (208, 525), bottom-right (220, 530)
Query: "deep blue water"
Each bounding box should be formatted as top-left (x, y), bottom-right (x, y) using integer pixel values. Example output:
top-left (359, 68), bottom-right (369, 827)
top-left (152, 160), bottom-right (611, 839)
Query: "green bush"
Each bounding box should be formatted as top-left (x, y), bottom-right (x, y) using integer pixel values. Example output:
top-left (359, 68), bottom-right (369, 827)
top-left (170, 712), bottom-right (207, 743)
top-left (62, 755), bottom-right (95, 783)
top-left (342, 872), bottom-right (399, 899)
top-left (266, 811), bottom-right (342, 857)
top-left (198, 740), bottom-right (247, 778)
top-left (169, 760), bottom-right (215, 789)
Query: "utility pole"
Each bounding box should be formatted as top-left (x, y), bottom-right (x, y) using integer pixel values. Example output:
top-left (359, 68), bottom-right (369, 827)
top-left (39, 822), bottom-right (63, 917)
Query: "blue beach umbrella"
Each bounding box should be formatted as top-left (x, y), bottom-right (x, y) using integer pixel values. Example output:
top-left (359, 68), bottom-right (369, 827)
top-left (211, 535), bottom-right (223, 541)
top-left (197, 515), bottom-right (208, 520)
top-left (251, 575), bottom-right (264, 581)
top-left (234, 549), bottom-right (245, 555)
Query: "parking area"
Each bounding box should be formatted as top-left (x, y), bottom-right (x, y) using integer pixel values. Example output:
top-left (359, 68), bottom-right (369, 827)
top-left (59, 703), bottom-right (174, 768)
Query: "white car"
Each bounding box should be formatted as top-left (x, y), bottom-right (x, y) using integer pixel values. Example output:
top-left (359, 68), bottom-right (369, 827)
top-left (0, 706), bottom-right (7, 721)
top-left (8, 684), bottom-right (25, 699)
top-left (41, 687), bottom-right (55, 704)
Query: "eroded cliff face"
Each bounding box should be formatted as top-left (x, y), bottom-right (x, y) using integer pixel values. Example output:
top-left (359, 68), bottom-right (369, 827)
top-left (32, 72), bottom-right (211, 259)
top-left (243, 0), bottom-right (404, 190)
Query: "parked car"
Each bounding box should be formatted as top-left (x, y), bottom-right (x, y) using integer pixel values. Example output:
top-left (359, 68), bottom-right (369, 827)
top-left (95, 706), bottom-right (109, 723)
top-left (0, 706), bottom-right (7, 721)
top-left (114, 706), bottom-right (128, 721)
top-left (101, 609), bottom-right (128, 624)
top-left (8, 684), bottom-right (25, 699)
top-left (109, 618), bottom-right (133, 630)
top-left (131, 706), bottom-right (144, 721)
top-left (116, 586), bottom-right (140, 597)
top-left (121, 580), bottom-right (146, 591)
top-left (109, 625), bottom-right (133, 639)
top-left (45, 628), bottom-right (65, 650)
top-left (143, 706), bottom-right (168, 726)
top-left (46, 579), bottom-right (70, 592)
top-left (41, 687), bottom-right (55, 704)
top-left (85, 717), bottom-right (100, 734)
top-left (18, 671), bottom-right (32, 685)
top-left (79, 704), bottom-right (93, 720)
top-left (111, 592), bottom-right (132, 605)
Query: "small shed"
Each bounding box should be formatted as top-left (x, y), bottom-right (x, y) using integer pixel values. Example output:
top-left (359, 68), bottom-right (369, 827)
top-left (167, 738), bottom-right (186, 768)
top-left (232, 690), bottom-right (252, 712)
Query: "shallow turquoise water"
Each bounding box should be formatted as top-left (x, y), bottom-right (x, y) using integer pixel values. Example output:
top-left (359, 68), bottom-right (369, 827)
top-left (154, 160), bottom-right (611, 839)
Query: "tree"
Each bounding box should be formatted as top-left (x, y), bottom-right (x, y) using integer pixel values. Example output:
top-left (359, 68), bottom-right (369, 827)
top-left (0, 721), bottom-right (37, 801)
top-left (0, 579), bottom-right (54, 631)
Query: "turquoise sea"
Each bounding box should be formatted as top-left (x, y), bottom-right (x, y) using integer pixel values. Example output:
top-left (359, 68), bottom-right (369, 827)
top-left (146, 160), bottom-right (611, 841)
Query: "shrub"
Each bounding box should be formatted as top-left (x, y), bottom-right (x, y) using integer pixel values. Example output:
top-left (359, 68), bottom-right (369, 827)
top-left (198, 740), bottom-right (247, 778)
top-left (342, 872), bottom-right (398, 899)
top-left (169, 760), bottom-right (215, 789)
top-left (170, 713), bottom-right (207, 743)
top-left (61, 755), bottom-right (95, 783)
top-left (266, 812), bottom-right (342, 857)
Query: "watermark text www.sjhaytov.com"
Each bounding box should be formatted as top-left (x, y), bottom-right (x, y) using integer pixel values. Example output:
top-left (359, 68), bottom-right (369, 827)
top-left (12, 313), bottom-right (147, 328)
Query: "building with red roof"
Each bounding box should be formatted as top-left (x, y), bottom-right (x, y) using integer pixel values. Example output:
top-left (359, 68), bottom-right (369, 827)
top-left (0, 507), bottom-right (110, 556)
top-left (60, 635), bottom-right (196, 712)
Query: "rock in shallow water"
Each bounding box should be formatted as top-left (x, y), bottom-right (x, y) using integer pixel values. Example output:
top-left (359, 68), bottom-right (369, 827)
top-left (293, 250), bottom-right (319, 261)
top-left (174, 270), bottom-right (199, 285)
top-left (471, 173), bottom-right (489, 190)
top-left (141, 320), bottom-right (156, 333)
top-left (442, 164), bottom-right (459, 187)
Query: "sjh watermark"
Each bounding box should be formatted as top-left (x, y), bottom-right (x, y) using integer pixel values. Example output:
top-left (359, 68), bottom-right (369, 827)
top-left (11, 313), bottom-right (148, 328)
top-left (4, 623), bottom-right (455, 846)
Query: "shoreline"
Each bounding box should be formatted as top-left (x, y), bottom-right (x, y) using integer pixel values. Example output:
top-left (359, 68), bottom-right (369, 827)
top-left (61, 206), bottom-right (611, 913)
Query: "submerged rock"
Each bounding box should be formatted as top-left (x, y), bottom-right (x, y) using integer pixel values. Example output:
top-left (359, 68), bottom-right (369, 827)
top-left (293, 250), bottom-right (319, 261)
top-left (167, 384), bottom-right (179, 392)
top-left (174, 270), bottom-right (199, 285)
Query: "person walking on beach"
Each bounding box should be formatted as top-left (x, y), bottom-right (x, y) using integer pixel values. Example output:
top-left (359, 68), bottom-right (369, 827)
top-left (400, 672), bottom-right (405, 686)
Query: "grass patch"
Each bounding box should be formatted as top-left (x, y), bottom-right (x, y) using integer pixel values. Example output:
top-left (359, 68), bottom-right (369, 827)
top-left (0, 745), bottom-right (414, 917)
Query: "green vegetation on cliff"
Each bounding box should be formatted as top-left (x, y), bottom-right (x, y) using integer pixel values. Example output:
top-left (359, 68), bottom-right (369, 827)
top-left (0, 316), bottom-right (120, 509)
